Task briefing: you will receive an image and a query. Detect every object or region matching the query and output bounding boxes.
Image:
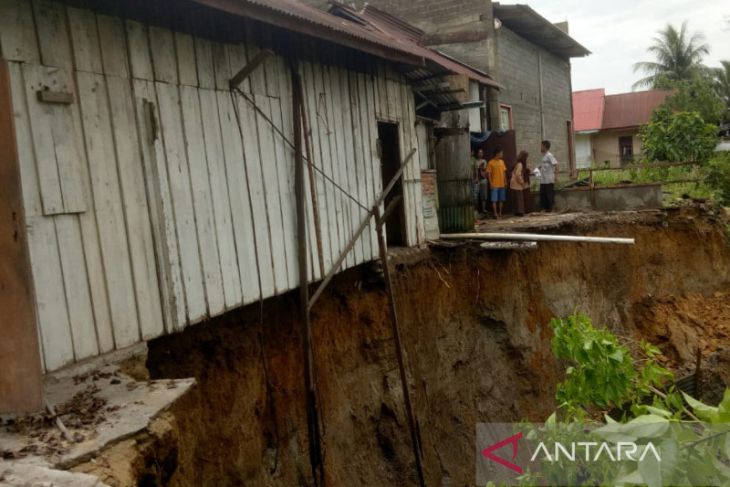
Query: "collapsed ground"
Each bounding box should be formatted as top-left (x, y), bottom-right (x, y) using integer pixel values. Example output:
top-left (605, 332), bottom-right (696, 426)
top-left (71, 205), bottom-right (730, 486)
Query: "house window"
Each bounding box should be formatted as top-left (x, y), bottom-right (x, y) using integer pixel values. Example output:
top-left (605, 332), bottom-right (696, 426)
top-left (619, 136), bottom-right (634, 164)
top-left (499, 104), bottom-right (513, 130)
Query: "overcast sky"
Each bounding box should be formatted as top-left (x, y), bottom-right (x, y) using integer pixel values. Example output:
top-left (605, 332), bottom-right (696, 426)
top-left (523, 0), bottom-right (730, 94)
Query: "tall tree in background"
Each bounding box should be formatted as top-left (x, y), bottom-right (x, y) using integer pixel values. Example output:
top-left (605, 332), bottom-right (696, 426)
top-left (633, 22), bottom-right (710, 89)
top-left (714, 60), bottom-right (730, 123)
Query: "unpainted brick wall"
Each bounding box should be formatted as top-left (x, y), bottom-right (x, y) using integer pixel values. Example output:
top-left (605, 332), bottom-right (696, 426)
top-left (496, 27), bottom-right (572, 170)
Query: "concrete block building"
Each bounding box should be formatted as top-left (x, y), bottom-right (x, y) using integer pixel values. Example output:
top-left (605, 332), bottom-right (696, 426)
top-left (301, 1), bottom-right (590, 172)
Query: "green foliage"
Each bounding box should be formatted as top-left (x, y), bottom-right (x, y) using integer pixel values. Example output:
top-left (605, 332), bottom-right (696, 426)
top-left (633, 22), bottom-right (710, 89)
top-left (659, 75), bottom-right (725, 125)
top-left (706, 151), bottom-right (730, 205)
top-left (712, 60), bottom-right (730, 123)
top-left (640, 109), bottom-right (718, 163)
top-left (550, 313), bottom-right (673, 419)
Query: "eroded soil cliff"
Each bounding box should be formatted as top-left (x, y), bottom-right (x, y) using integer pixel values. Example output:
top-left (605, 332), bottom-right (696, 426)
top-left (79, 206), bottom-right (730, 487)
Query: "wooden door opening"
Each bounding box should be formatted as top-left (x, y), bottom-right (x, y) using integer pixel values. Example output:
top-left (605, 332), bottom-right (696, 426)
top-left (378, 122), bottom-right (405, 246)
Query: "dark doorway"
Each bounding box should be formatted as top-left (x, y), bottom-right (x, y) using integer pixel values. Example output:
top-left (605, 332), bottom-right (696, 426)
top-left (378, 122), bottom-right (406, 246)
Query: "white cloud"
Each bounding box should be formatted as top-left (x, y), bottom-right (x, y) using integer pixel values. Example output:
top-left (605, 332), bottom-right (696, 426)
top-left (520, 0), bottom-right (730, 94)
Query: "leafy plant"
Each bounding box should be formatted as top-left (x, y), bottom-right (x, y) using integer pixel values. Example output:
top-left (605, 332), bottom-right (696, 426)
top-left (659, 75), bottom-right (725, 126)
top-left (550, 313), bottom-right (674, 419)
top-left (706, 151), bottom-right (730, 205)
top-left (640, 109), bottom-right (718, 163)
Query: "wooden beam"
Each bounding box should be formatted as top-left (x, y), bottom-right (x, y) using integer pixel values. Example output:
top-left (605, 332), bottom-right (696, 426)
top-left (229, 49), bottom-right (273, 90)
top-left (0, 58), bottom-right (43, 413)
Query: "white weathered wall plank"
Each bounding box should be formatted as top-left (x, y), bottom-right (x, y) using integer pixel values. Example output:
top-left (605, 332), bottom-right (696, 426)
top-left (32, 0), bottom-right (72, 68)
top-left (155, 81), bottom-right (206, 324)
top-left (106, 76), bottom-right (165, 340)
top-left (131, 79), bottom-right (185, 333)
top-left (235, 92), bottom-right (275, 298)
top-left (67, 7), bottom-right (102, 73)
top-left (149, 26), bottom-right (178, 84)
top-left (199, 89), bottom-right (244, 309)
top-left (180, 84), bottom-right (225, 317)
top-left (126, 20), bottom-right (154, 81)
top-left (0, 0), bottom-right (40, 62)
top-left (215, 90), bottom-right (260, 304)
top-left (54, 215), bottom-right (98, 360)
top-left (97, 14), bottom-right (129, 78)
top-left (77, 71), bottom-right (140, 348)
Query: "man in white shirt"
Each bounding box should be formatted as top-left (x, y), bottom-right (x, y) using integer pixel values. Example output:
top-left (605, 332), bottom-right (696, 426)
top-left (538, 140), bottom-right (559, 212)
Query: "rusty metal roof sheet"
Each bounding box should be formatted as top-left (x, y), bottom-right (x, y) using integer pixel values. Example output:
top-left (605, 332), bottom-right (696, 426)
top-left (192, 0), bottom-right (498, 88)
top-left (573, 89), bottom-right (605, 132)
top-left (602, 90), bottom-right (673, 130)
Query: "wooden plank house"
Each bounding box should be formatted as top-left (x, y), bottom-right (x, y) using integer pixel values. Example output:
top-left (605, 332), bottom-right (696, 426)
top-left (0, 0), bottom-right (497, 411)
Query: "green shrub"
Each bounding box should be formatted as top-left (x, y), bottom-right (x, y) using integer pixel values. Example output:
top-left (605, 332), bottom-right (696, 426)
top-left (640, 109), bottom-right (718, 163)
top-left (706, 151), bottom-right (730, 205)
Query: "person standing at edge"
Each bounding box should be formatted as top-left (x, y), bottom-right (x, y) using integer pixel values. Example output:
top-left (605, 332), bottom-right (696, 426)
top-left (474, 148), bottom-right (488, 215)
top-left (539, 140), bottom-right (559, 212)
top-left (510, 150), bottom-right (529, 216)
top-left (487, 147), bottom-right (507, 219)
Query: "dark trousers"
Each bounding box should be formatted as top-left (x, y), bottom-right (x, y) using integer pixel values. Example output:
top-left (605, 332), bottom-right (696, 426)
top-left (539, 183), bottom-right (555, 211)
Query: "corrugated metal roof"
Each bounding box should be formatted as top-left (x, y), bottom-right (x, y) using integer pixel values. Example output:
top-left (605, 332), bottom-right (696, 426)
top-left (193, 0), bottom-right (498, 88)
top-left (572, 89), bottom-right (605, 132)
top-left (602, 90), bottom-right (673, 130)
top-left (193, 0), bottom-right (424, 65)
top-left (493, 3), bottom-right (590, 58)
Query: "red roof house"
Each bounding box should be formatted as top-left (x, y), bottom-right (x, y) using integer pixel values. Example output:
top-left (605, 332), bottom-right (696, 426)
top-left (572, 89), bottom-right (672, 167)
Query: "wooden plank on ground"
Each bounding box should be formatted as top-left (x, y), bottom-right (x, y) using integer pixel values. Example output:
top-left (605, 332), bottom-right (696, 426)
top-left (106, 77), bottom-right (165, 340)
top-left (76, 71), bottom-right (140, 348)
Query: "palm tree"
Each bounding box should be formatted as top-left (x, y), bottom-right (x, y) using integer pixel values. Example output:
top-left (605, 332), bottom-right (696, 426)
top-left (714, 60), bottom-right (730, 122)
top-left (633, 22), bottom-right (710, 89)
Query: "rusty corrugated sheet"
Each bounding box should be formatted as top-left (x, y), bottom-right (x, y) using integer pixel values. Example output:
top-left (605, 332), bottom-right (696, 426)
top-left (573, 89), bottom-right (605, 132)
top-left (192, 0), bottom-right (424, 66)
top-left (602, 90), bottom-right (673, 130)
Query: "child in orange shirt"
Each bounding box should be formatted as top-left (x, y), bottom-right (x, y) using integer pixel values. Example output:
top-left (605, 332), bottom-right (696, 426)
top-left (486, 147), bottom-right (507, 219)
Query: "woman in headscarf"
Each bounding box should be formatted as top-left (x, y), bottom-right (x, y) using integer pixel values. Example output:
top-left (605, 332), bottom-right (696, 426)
top-left (510, 150), bottom-right (530, 216)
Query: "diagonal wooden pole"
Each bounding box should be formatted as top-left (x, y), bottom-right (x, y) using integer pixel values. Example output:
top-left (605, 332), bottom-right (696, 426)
top-left (374, 205), bottom-right (427, 487)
